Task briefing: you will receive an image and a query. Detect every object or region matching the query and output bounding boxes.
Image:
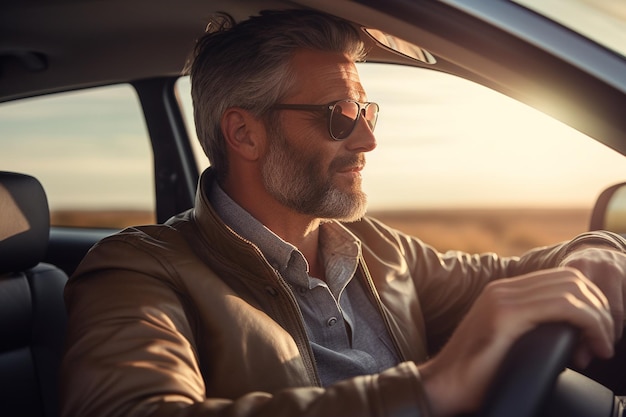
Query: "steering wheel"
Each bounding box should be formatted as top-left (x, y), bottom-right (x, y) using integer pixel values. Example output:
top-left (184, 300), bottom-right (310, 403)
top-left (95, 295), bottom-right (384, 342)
top-left (480, 323), bottom-right (577, 417)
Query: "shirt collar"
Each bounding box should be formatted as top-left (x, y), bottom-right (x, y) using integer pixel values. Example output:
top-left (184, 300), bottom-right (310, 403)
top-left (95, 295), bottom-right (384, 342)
top-left (208, 179), bottom-right (362, 285)
top-left (209, 180), bottom-right (297, 273)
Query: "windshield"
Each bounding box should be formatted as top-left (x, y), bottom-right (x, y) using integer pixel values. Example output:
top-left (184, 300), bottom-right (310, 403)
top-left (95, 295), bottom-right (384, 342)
top-left (513, 0), bottom-right (626, 57)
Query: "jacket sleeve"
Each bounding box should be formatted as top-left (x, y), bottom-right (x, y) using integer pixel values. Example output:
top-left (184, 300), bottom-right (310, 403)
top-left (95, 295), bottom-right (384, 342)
top-left (356, 217), bottom-right (626, 354)
top-left (60, 235), bottom-right (432, 417)
top-left (414, 229), bottom-right (626, 353)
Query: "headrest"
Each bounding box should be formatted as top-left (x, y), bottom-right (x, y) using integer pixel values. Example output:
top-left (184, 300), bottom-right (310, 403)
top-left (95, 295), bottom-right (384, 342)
top-left (0, 171), bottom-right (50, 273)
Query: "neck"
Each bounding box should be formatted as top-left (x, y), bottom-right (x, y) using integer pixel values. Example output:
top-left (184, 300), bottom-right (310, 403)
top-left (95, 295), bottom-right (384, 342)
top-left (221, 174), bottom-right (326, 280)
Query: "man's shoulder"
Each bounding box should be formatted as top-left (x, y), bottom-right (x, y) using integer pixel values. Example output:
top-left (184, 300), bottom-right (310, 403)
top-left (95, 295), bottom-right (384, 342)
top-left (71, 218), bottom-right (198, 281)
top-left (104, 221), bottom-right (187, 248)
top-left (97, 208), bottom-right (196, 251)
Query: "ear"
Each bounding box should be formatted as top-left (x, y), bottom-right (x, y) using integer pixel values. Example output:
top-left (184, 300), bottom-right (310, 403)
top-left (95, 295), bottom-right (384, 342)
top-left (221, 108), bottom-right (266, 161)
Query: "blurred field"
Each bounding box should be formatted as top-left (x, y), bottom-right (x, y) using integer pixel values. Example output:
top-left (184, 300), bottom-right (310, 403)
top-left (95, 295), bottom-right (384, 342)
top-left (51, 210), bottom-right (155, 229)
top-left (368, 208), bottom-right (591, 256)
top-left (52, 208), bottom-right (591, 256)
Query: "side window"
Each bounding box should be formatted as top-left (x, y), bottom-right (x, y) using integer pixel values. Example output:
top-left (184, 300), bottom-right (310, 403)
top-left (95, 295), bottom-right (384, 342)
top-left (360, 64), bottom-right (625, 255)
top-left (175, 65), bottom-right (625, 255)
top-left (0, 84), bottom-right (155, 228)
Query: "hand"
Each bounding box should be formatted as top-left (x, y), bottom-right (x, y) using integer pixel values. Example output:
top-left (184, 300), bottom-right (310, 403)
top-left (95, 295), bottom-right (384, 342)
top-left (561, 246), bottom-right (626, 338)
top-left (418, 267), bottom-right (614, 417)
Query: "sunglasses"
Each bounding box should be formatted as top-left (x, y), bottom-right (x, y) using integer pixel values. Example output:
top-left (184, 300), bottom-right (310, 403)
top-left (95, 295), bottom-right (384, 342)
top-left (271, 99), bottom-right (379, 140)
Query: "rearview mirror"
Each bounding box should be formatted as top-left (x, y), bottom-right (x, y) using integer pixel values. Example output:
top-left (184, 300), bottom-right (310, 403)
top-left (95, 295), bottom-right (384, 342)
top-left (589, 183), bottom-right (626, 234)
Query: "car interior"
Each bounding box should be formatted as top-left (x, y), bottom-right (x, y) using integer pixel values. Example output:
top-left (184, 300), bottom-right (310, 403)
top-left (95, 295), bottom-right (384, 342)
top-left (1, 0), bottom-right (626, 416)
top-left (0, 172), bottom-right (68, 417)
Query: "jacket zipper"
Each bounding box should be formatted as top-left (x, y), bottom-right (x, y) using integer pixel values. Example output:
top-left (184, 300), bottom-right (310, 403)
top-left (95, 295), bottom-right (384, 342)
top-left (272, 269), bottom-right (322, 387)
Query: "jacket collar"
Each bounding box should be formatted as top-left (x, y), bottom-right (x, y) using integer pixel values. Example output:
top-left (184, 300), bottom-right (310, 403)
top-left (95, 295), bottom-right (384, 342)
top-left (188, 168), bottom-right (278, 283)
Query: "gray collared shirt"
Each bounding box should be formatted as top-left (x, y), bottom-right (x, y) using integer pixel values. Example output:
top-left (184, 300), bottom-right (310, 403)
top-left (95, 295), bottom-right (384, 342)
top-left (209, 181), bottom-right (400, 386)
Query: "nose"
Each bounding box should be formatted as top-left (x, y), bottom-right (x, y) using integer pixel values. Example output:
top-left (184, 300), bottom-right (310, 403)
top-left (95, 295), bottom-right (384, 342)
top-left (346, 116), bottom-right (377, 152)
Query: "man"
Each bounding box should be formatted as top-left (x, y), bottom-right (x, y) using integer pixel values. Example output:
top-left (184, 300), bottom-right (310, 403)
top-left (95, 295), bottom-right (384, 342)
top-left (60, 9), bottom-right (626, 417)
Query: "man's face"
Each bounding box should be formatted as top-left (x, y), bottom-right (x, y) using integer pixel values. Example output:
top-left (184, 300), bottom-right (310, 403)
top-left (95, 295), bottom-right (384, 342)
top-left (260, 50), bottom-right (377, 222)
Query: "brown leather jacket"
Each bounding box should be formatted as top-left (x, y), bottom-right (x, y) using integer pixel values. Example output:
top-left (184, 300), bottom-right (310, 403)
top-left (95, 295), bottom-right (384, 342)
top-left (60, 169), bottom-right (625, 417)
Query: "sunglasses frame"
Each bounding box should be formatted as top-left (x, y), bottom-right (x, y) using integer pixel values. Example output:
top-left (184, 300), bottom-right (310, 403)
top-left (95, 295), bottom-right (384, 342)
top-left (271, 99), bottom-right (379, 140)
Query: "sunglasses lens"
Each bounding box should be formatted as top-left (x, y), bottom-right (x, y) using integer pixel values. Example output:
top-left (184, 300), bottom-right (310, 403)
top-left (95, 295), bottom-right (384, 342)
top-left (330, 101), bottom-right (359, 139)
top-left (330, 101), bottom-right (379, 140)
top-left (364, 103), bottom-right (379, 131)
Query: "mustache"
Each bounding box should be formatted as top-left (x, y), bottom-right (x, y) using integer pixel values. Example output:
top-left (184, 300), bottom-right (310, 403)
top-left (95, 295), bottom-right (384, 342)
top-left (329, 154), bottom-right (365, 172)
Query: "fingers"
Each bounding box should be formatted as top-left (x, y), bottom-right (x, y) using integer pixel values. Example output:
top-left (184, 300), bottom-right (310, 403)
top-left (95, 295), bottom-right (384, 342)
top-left (490, 268), bottom-right (614, 361)
top-left (573, 262), bottom-right (621, 337)
top-left (420, 267), bottom-right (615, 416)
top-left (561, 248), bottom-right (626, 339)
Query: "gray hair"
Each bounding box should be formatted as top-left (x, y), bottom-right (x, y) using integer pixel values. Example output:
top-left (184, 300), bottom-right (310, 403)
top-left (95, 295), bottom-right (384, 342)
top-left (186, 9), bottom-right (366, 180)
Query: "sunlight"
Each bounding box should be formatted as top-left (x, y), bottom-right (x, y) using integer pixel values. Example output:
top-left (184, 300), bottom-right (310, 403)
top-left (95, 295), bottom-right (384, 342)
top-left (356, 64), bottom-right (626, 209)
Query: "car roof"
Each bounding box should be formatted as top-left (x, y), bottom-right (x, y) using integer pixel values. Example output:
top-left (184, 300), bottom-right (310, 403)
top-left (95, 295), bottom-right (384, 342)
top-left (0, 0), bottom-right (427, 102)
top-left (0, 0), bottom-right (256, 100)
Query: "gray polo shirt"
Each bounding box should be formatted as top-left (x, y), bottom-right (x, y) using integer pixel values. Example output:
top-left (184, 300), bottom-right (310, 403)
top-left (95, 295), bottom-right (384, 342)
top-left (209, 181), bottom-right (400, 386)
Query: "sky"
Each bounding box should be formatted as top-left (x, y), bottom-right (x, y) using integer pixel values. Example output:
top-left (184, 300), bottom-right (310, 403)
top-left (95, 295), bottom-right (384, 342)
top-left (0, 1), bottom-right (625, 212)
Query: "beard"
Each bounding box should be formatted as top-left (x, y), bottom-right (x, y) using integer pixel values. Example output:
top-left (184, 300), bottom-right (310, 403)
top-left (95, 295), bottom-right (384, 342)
top-left (260, 125), bottom-right (367, 222)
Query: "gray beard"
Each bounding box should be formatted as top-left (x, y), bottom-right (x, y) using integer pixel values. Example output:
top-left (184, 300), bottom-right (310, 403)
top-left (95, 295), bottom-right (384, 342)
top-left (260, 129), bottom-right (367, 222)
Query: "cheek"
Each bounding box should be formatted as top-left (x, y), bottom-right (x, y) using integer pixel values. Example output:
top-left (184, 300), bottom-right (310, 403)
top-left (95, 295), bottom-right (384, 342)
top-left (282, 137), bottom-right (330, 180)
top-left (279, 116), bottom-right (339, 171)
top-left (280, 110), bottom-right (328, 143)
top-left (293, 125), bottom-right (325, 145)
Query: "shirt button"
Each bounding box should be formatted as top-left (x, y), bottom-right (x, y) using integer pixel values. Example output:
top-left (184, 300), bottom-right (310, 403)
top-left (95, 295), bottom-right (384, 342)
top-left (327, 317), bottom-right (338, 327)
top-left (298, 287), bottom-right (307, 295)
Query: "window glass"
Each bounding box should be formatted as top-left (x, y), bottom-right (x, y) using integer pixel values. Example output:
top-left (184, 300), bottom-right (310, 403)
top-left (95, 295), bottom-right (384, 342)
top-left (176, 64), bottom-right (625, 255)
top-left (513, 0), bottom-right (626, 57)
top-left (0, 84), bottom-right (155, 228)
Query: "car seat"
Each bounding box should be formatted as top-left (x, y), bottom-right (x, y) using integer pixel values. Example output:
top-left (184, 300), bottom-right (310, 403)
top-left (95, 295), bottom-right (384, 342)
top-left (0, 171), bottom-right (68, 417)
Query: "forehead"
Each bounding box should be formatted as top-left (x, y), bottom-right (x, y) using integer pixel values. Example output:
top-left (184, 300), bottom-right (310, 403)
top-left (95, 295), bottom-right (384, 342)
top-left (286, 49), bottom-right (365, 102)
